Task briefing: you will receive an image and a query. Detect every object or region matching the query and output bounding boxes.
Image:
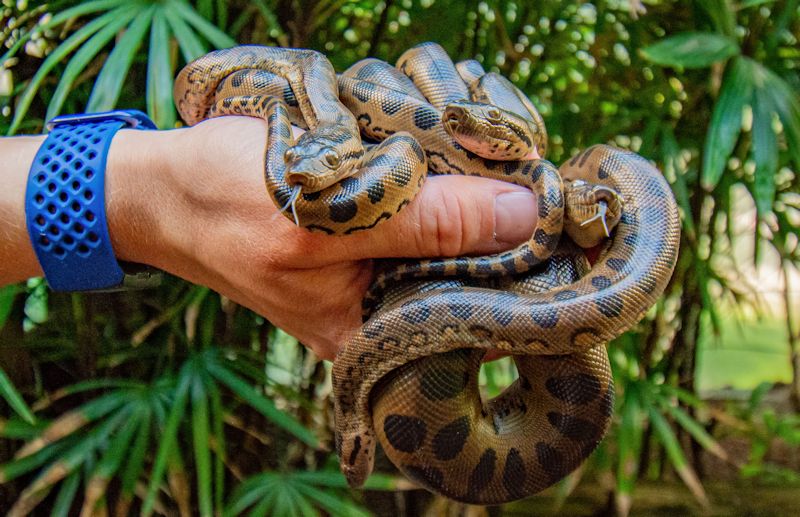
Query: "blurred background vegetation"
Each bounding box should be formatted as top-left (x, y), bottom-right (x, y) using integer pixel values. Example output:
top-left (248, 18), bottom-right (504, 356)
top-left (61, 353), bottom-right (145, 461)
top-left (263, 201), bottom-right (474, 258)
top-left (1, 0), bottom-right (799, 515)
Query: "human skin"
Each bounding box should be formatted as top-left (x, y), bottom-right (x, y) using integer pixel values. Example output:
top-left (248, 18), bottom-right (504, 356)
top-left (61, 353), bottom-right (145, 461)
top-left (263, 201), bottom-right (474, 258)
top-left (0, 116), bottom-right (540, 359)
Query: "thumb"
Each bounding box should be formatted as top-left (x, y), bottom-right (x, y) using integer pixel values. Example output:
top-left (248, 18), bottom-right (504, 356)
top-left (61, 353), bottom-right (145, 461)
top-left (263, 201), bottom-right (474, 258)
top-left (338, 175), bottom-right (538, 260)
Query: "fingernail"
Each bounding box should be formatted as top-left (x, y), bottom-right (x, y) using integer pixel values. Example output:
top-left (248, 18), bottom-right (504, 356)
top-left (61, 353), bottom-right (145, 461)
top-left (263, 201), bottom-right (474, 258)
top-left (494, 191), bottom-right (537, 245)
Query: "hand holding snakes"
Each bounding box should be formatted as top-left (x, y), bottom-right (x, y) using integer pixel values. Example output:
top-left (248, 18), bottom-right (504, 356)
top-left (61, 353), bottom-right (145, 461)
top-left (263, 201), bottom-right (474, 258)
top-left (174, 42), bottom-right (680, 504)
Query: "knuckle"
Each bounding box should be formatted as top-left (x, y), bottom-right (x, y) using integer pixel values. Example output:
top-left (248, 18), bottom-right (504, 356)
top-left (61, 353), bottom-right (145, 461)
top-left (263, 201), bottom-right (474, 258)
top-left (418, 186), bottom-right (467, 257)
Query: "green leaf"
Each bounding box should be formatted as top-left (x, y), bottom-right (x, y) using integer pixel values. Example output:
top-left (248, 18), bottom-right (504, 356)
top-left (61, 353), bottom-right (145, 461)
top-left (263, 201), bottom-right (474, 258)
top-left (293, 469), bottom-right (406, 491)
top-left (0, 0), bottom-right (127, 67)
top-left (702, 57), bottom-right (753, 189)
top-left (87, 5), bottom-right (156, 112)
top-left (740, 0), bottom-right (777, 7)
top-left (658, 399), bottom-right (729, 462)
top-left (208, 381), bottom-right (225, 513)
top-left (755, 59), bottom-right (800, 172)
top-left (207, 359), bottom-right (319, 448)
top-left (648, 406), bottom-right (710, 508)
top-left (616, 386), bottom-right (642, 505)
top-left (697, 0), bottom-right (736, 36)
top-left (50, 470), bottom-right (80, 517)
top-left (168, 0), bottom-right (236, 49)
top-left (296, 482), bottom-right (370, 517)
top-left (751, 90), bottom-right (779, 216)
top-left (640, 32), bottom-right (739, 69)
top-left (46, 6), bottom-right (139, 120)
top-left (165, 2), bottom-right (208, 62)
top-left (197, 0), bottom-right (213, 20)
top-left (10, 408), bottom-right (131, 514)
top-left (661, 126), bottom-right (697, 239)
top-left (191, 373), bottom-right (213, 517)
top-left (0, 418), bottom-right (46, 440)
top-left (0, 284), bottom-right (19, 331)
top-left (141, 365), bottom-right (191, 517)
top-left (0, 440), bottom-right (72, 483)
top-left (118, 408), bottom-right (152, 499)
top-left (24, 279), bottom-right (48, 325)
top-left (7, 7), bottom-right (125, 135)
top-left (0, 367), bottom-right (37, 425)
top-left (225, 473), bottom-right (278, 515)
top-left (91, 410), bottom-right (141, 479)
top-left (146, 8), bottom-right (177, 129)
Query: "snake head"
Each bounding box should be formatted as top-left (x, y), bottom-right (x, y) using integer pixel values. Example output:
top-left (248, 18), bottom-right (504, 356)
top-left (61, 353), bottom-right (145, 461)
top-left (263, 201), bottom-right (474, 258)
top-left (283, 126), bottom-right (360, 193)
top-left (563, 179), bottom-right (624, 248)
top-left (283, 143), bottom-right (342, 193)
top-left (443, 101), bottom-right (542, 161)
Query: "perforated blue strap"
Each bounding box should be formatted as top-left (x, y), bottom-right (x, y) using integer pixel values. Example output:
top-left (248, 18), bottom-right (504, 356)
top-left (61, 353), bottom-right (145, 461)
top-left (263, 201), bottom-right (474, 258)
top-left (25, 110), bottom-right (158, 291)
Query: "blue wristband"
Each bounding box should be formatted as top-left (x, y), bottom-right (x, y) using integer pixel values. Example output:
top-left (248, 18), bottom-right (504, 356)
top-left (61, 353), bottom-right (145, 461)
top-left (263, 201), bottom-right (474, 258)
top-left (25, 110), bottom-right (161, 292)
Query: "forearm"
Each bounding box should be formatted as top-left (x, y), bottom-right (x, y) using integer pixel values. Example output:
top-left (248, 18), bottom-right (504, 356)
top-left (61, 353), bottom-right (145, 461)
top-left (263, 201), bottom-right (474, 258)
top-left (0, 135), bottom-right (46, 284)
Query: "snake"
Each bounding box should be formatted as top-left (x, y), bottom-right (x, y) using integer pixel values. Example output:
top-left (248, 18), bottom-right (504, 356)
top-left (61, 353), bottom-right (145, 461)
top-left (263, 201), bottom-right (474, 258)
top-left (173, 42), bottom-right (681, 504)
top-left (173, 45), bottom-right (427, 233)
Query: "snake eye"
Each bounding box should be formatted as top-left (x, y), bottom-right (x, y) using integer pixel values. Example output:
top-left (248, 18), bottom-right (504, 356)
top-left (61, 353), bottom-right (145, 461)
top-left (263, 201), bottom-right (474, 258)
top-left (284, 148), bottom-right (296, 163)
top-left (487, 107), bottom-right (502, 120)
top-left (324, 150), bottom-right (340, 168)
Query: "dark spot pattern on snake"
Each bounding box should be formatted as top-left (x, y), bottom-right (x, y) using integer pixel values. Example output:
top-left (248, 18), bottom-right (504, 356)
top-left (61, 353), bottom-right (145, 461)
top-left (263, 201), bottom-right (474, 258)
top-left (531, 306), bottom-right (559, 328)
top-left (354, 60), bottom-right (387, 80)
top-left (545, 373), bottom-right (601, 404)
top-left (597, 162), bottom-right (612, 179)
top-left (432, 416), bottom-right (470, 460)
top-left (400, 299), bottom-right (431, 324)
top-left (404, 464), bottom-right (444, 491)
top-left (413, 105), bottom-right (438, 130)
top-left (554, 290), bottom-right (578, 301)
top-left (381, 93), bottom-right (404, 115)
top-left (620, 210), bottom-right (637, 226)
top-left (547, 412), bottom-right (603, 442)
top-left (329, 198), bottom-right (358, 223)
top-left (475, 259), bottom-right (493, 275)
top-left (600, 386), bottom-right (615, 417)
top-left (362, 321), bottom-right (384, 339)
top-left (491, 304), bottom-right (514, 326)
top-left (500, 255), bottom-right (518, 273)
top-left (591, 276), bottom-right (612, 290)
top-left (378, 337), bottom-right (399, 350)
top-left (502, 448), bottom-right (526, 499)
top-left (596, 293), bottom-right (624, 318)
top-left (283, 86), bottom-right (298, 106)
top-left (468, 448), bottom-right (497, 495)
top-left (607, 257), bottom-right (628, 272)
top-left (348, 435), bottom-right (361, 465)
top-left (383, 414), bottom-right (427, 453)
top-left (535, 442), bottom-right (569, 482)
top-left (448, 301), bottom-right (473, 320)
top-left (365, 178), bottom-right (385, 204)
top-left (353, 80), bottom-right (379, 103)
top-left (534, 229), bottom-right (552, 246)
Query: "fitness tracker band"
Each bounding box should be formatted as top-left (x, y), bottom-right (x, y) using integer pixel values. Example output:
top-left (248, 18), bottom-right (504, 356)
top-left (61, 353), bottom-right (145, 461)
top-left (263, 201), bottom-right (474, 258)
top-left (25, 110), bottom-right (162, 292)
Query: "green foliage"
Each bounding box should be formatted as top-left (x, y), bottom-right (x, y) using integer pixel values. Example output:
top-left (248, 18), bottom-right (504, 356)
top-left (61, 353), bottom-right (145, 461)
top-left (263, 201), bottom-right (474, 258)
top-left (640, 32), bottom-right (740, 69)
top-left (1, 0), bottom-right (799, 514)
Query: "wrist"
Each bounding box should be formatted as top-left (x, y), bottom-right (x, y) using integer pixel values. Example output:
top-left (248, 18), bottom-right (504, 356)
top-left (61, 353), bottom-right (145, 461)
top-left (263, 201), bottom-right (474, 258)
top-left (105, 128), bottom-right (180, 272)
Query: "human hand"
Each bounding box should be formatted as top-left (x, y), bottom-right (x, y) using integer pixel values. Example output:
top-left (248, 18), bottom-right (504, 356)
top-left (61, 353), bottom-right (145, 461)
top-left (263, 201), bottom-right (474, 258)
top-left (106, 116), bottom-right (539, 359)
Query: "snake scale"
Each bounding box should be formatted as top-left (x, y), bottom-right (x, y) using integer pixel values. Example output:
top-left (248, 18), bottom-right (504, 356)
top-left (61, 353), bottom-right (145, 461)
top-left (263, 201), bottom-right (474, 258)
top-left (174, 42), bottom-right (681, 504)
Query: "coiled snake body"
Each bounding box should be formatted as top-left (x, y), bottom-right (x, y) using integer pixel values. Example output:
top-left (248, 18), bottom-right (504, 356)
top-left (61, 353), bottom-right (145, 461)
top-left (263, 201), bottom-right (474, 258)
top-left (174, 43), bottom-right (680, 504)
